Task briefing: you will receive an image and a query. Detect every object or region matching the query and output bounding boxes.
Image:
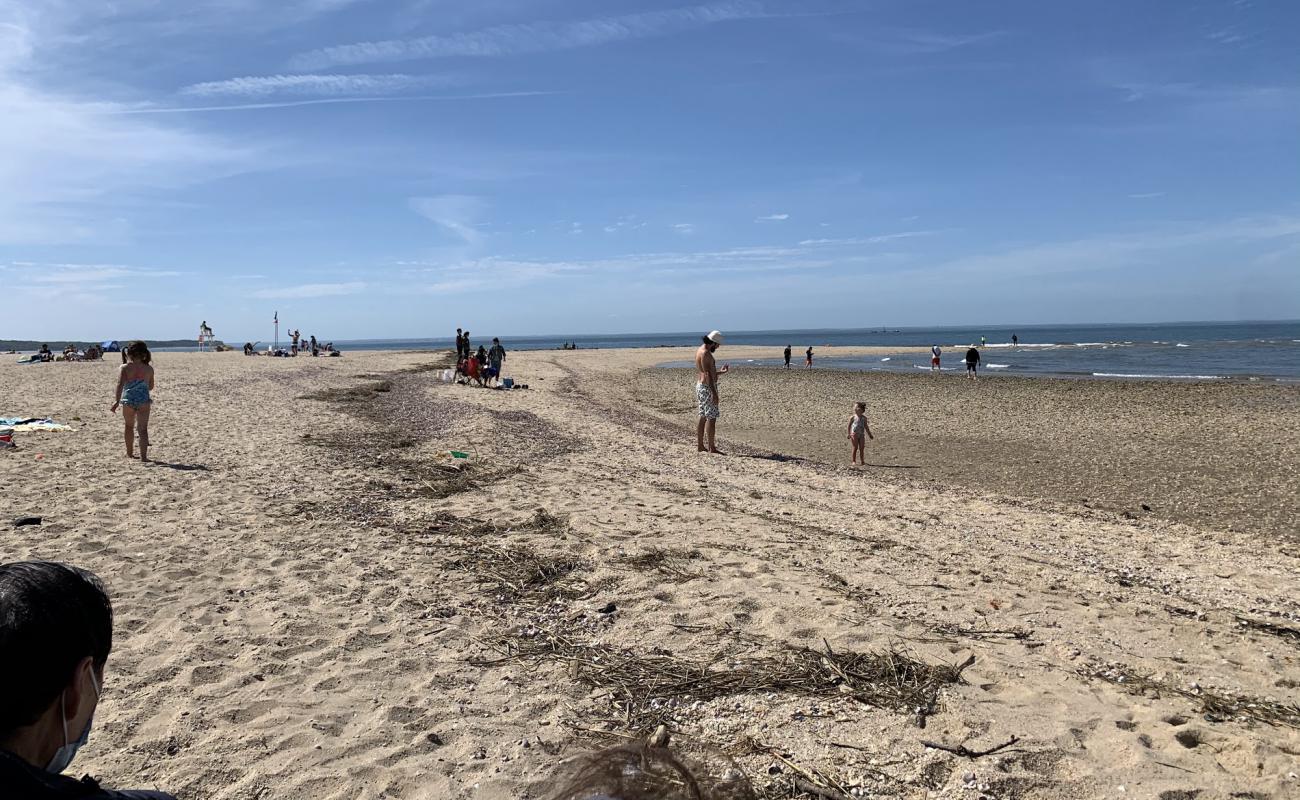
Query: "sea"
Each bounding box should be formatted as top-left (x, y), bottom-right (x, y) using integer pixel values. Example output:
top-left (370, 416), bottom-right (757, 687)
top-left (116, 321), bottom-right (1298, 382)
top-left (327, 321), bottom-right (1300, 382)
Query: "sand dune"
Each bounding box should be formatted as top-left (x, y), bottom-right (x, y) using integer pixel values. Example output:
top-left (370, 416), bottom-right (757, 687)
top-left (3, 348), bottom-right (1297, 799)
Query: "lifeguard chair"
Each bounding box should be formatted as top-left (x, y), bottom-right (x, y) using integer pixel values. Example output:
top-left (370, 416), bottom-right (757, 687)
top-left (198, 321), bottom-right (215, 352)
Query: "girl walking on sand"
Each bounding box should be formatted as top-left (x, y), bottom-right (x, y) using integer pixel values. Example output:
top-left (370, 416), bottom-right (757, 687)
top-left (111, 341), bottom-right (155, 461)
top-left (847, 401), bottom-right (873, 465)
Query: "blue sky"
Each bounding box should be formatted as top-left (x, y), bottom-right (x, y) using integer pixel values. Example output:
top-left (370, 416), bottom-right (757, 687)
top-left (2, 0), bottom-right (1298, 342)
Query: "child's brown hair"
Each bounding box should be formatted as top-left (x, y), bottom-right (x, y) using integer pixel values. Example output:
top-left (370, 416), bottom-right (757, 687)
top-left (125, 340), bottom-right (152, 364)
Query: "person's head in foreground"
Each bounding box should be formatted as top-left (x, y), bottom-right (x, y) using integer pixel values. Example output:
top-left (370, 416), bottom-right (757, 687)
top-left (702, 331), bottom-right (723, 352)
top-left (124, 341), bottom-right (151, 365)
top-left (854, 401), bottom-right (866, 415)
top-left (0, 561), bottom-right (175, 799)
top-left (545, 729), bottom-right (754, 800)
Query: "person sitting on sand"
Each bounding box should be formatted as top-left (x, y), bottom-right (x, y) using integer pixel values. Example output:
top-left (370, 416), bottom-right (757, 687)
top-left (965, 346), bottom-right (980, 380)
top-left (110, 341), bottom-right (154, 462)
top-left (0, 561), bottom-right (177, 799)
top-left (38, 344), bottom-right (53, 363)
top-left (695, 331), bottom-right (729, 454)
top-left (847, 401), bottom-right (874, 465)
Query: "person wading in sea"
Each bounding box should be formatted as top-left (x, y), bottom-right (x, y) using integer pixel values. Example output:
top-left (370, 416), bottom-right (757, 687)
top-left (695, 331), bottom-right (729, 454)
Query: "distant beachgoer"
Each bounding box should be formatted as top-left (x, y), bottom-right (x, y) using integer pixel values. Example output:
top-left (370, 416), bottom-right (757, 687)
top-left (488, 338), bottom-right (506, 384)
top-left (847, 401), bottom-right (874, 465)
top-left (0, 561), bottom-right (178, 799)
top-left (110, 341), bottom-right (154, 462)
top-left (965, 346), bottom-right (980, 380)
top-left (805, 346), bottom-right (813, 369)
top-left (695, 331), bottom-right (729, 454)
top-left (783, 345), bottom-right (791, 369)
top-left (310, 335), bottom-right (318, 357)
top-left (455, 328), bottom-right (464, 359)
top-left (200, 320), bottom-right (213, 337)
top-left (290, 330), bottom-right (299, 356)
top-left (930, 344), bottom-right (941, 372)
top-left (243, 342), bottom-right (254, 355)
top-left (1012, 334), bottom-right (1018, 347)
top-left (981, 335), bottom-right (986, 348)
top-left (38, 344), bottom-right (52, 363)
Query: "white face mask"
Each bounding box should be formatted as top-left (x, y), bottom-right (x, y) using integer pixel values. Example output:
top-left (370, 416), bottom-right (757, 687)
top-left (45, 670), bottom-right (100, 774)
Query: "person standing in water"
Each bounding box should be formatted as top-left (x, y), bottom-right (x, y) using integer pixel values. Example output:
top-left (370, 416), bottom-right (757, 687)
top-left (1012, 333), bottom-right (1018, 347)
top-left (805, 346), bottom-right (814, 369)
top-left (783, 345), bottom-right (791, 369)
top-left (930, 344), bottom-right (942, 372)
top-left (965, 346), bottom-right (981, 380)
top-left (980, 335), bottom-right (987, 348)
top-left (695, 331), bottom-right (729, 454)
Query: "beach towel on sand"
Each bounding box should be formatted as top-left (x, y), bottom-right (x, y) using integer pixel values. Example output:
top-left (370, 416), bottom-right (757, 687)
top-left (0, 417), bottom-right (74, 432)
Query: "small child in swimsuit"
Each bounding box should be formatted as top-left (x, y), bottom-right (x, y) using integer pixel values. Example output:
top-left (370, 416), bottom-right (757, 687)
top-left (111, 341), bottom-right (155, 461)
top-left (847, 401), bottom-right (873, 465)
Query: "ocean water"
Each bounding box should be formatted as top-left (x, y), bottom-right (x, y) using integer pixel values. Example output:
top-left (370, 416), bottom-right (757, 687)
top-left (333, 321), bottom-right (1300, 382)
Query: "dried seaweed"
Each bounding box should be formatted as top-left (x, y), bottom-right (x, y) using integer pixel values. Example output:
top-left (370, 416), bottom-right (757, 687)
top-left (447, 543), bottom-right (594, 602)
top-left (1077, 662), bottom-right (1300, 728)
top-left (472, 632), bottom-right (972, 734)
top-left (621, 547), bottom-right (704, 582)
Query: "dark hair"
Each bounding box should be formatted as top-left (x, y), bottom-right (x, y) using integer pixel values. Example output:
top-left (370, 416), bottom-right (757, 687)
top-left (545, 740), bottom-right (754, 800)
top-left (0, 562), bottom-right (113, 735)
top-left (125, 340), bottom-right (151, 363)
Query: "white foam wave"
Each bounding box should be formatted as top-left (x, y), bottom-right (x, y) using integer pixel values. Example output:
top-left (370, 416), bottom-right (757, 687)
top-left (987, 364), bottom-right (1010, 369)
top-left (1092, 372), bottom-right (1224, 380)
top-left (1175, 343), bottom-right (1189, 347)
top-left (880, 357), bottom-right (891, 361)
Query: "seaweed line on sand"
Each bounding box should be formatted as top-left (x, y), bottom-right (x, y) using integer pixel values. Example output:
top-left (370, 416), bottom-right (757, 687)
top-left (470, 631), bottom-right (975, 735)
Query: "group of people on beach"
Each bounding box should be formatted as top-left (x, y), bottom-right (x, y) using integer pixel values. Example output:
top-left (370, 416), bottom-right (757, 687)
top-left (699, 332), bottom-right (1020, 463)
top-left (454, 328), bottom-right (508, 387)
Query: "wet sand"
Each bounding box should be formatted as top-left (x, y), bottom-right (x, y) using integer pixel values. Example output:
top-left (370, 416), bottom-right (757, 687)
top-left (635, 365), bottom-right (1300, 543)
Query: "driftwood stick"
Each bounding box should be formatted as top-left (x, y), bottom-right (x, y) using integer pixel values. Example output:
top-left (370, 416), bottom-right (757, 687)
top-left (920, 735), bottom-right (1020, 759)
top-left (792, 778), bottom-right (853, 800)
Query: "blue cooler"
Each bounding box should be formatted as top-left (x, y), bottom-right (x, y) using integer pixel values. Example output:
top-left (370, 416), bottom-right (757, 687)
top-left (502, 377), bottom-right (514, 388)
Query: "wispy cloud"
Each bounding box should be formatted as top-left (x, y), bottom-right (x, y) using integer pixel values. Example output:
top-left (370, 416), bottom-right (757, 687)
top-left (289, 1), bottom-right (765, 70)
top-left (673, 223), bottom-right (696, 235)
top-left (4, 262), bottom-right (183, 284)
top-left (756, 213), bottom-right (789, 221)
top-left (252, 281), bottom-right (366, 299)
top-left (798, 230), bottom-right (939, 246)
top-left (180, 73), bottom-right (445, 98)
top-left (109, 91), bottom-right (557, 115)
top-left (0, 3), bottom-right (257, 245)
top-left (410, 195), bottom-right (486, 246)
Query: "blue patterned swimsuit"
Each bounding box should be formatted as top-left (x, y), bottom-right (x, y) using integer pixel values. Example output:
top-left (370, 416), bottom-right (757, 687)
top-left (121, 379), bottom-right (151, 407)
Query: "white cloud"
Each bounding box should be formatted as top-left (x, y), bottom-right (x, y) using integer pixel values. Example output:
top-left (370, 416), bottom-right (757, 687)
top-left (289, 1), bottom-right (764, 70)
top-left (756, 213), bottom-right (789, 221)
top-left (673, 223), bottom-right (696, 235)
top-left (252, 281), bottom-right (366, 299)
top-left (113, 90), bottom-right (556, 114)
top-left (0, 2), bottom-right (257, 245)
top-left (799, 230), bottom-right (938, 246)
top-left (409, 195), bottom-right (486, 246)
top-left (180, 73), bottom-right (444, 98)
top-left (3, 262), bottom-right (183, 284)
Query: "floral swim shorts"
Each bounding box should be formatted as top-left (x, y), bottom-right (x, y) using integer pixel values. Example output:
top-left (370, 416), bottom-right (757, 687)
top-left (695, 382), bottom-right (719, 420)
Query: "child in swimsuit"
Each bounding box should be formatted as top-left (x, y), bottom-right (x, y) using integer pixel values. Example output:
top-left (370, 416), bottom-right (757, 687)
top-left (111, 341), bottom-right (155, 461)
top-left (847, 401), bottom-right (873, 465)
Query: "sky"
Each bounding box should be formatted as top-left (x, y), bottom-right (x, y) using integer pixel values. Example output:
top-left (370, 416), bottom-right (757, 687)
top-left (2, 0), bottom-right (1298, 342)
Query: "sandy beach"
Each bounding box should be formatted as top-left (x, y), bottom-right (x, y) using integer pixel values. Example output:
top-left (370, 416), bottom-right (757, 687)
top-left (3, 347), bottom-right (1299, 800)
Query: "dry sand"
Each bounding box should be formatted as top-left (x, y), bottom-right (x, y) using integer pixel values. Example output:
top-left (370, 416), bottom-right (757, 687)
top-left (2, 347), bottom-right (1298, 800)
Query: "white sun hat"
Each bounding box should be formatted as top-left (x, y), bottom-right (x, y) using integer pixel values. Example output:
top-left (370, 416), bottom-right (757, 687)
top-left (706, 330), bottom-right (724, 344)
